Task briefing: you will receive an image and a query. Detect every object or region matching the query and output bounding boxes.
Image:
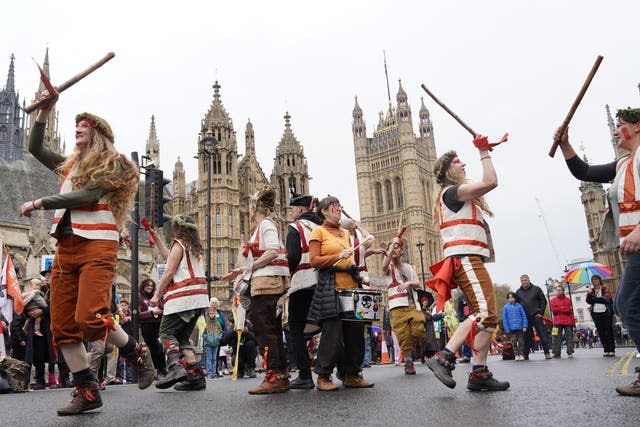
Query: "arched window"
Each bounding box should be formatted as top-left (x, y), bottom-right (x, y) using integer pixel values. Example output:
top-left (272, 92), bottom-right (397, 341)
top-left (226, 153), bottom-right (232, 174)
top-left (216, 249), bottom-right (223, 275)
top-left (395, 177), bottom-right (404, 208)
top-left (288, 176), bottom-right (297, 194)
top-left (385, 180), bottom-right (394, 210)
top-left (212, 153), bottom-right (221, 174)
top-left (0, 126), bottom-right (7, 140)
top-left (215, 211), bottom-right (221, 237)
top-left (375, 182), bottom-right (383, 213)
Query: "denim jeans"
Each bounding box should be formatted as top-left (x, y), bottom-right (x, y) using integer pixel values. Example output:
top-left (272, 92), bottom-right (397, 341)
top-left (524, 315), bottom-right (550, 355)
top-left (615, 252), bottom-right (640, 348)
top-left (204, 345), bottom-right (218, 377)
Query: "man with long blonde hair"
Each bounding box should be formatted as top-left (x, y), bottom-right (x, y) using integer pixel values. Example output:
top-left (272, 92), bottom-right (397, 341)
top-left (20, 92), bottom-right (154, 415)
top-left (426, 138), bottom-right (509, 392)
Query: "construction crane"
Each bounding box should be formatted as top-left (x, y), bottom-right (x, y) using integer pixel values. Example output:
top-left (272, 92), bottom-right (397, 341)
top-left (535, 196), bottom-right (565, 273)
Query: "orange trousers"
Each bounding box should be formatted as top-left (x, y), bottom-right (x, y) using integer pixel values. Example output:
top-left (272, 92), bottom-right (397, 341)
top-left (50, 235), bottom-right (118, 346)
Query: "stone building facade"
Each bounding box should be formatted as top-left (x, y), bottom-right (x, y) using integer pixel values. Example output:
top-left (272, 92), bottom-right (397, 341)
top-left (167, 81), bottom-right (311, 306)
top-left (352, 81), bottom-right (441, 285)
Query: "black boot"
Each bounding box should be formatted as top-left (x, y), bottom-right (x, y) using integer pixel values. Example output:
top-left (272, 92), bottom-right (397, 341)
top-left (466, 367), bottom-right (510, 391)
top-left (155, 351), bottom-right (187, 389)
top-left (426, 351), bottom-right (457, 389)
top-left (174, 366), bottom-right (206, 391)
top-left (290, 369), bottom-right (314, 389)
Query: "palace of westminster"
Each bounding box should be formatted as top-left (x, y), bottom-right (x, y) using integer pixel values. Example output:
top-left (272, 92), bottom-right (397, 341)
top-left (0, 50), bottom-right (626, 309)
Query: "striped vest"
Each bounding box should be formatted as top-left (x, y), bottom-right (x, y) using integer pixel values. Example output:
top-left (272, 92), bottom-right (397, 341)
top-left (245, 219), bottom-right (289, 278)
top-left (616, 148), bottom-right (640, 239)
top-left (162, 239), bottom-right (209, 315)
top-left (289, 219), bottom-right (319, 293)
top-left (387, 263), bottom-right (420, 310)
top-left (50, 161), bottom-right (119, 241)
top-left (439, 188), bottom-right (491, 259)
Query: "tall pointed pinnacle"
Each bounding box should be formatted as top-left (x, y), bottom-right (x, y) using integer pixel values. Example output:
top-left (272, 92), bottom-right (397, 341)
top-left (397, 78), bottom-right (407, 101)
top-left (284, 111), bottom-right (291, 130)
top-left (419, 96), bottom-right (429, 116)
top-left (606, 104), bottom-right (615, 137)
top-left (278, 111), bottom-right (300, 147)
top-left (6, 53), bottom-right (16, 94)
top-left (213, 80), bottom-right (221, 103)
top-left (353, 96), bottom-right (363, 117)
top-left (146, 115), bottom-right (160, 168)
top-left (245, 118), bottom-right (255, 156)
top-left (37, 47), bottom-right (51, 93)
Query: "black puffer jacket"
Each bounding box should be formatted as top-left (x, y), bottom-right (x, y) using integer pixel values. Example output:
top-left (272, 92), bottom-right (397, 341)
top-left (309, 265), bottom-right (361, 321)
top-left (515, 284), bottom-right (547, 317)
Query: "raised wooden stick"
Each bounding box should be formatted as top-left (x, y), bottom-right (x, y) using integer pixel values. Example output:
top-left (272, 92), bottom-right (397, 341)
top-left (548, 55), bottom-right (604, 158)
top-left (421, 84), bottom-right (477, 137)
top-left (25, 52), bottom-right (116, 113)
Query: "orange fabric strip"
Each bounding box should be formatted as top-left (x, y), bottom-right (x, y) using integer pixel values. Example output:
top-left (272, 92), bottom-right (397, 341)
top-left (442, 239), bottom-right (489, 249)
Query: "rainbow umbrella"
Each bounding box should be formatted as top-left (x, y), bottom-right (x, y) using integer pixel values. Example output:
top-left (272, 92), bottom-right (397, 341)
top-left (565, 262), bottom-right (612, 284)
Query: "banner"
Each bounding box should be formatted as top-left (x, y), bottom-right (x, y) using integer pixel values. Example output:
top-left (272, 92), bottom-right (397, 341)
top-left (2, 246), bottom-right (24, 316)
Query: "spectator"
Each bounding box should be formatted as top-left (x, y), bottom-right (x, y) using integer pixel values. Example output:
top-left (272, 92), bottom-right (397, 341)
top-left (202, 302), bottom-right (226, 378)
top-left (515, 274), bottom-right (551, 359)
top-left (138, 278), bottom-right (166, 378)
top-left (550, 285), bottom-right (575, 358)
top-left (502, 292), bottom-right (528, 360)
top-left (222, 322), bottom-right (258, 379)
top-left (586, 275), bottom-right (615, 357)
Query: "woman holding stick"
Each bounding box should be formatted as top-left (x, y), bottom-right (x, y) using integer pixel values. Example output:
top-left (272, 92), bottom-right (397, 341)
top-left (308, 196), bottom-right (374, 391)
top-left (20, 93), bottom-right (154, 415)
top-left (426, 139), bottom-right (510, 392)
top-left (554, 108), bottom-right (640, 396)
top-left (222, 186), bottom-right (291, 394)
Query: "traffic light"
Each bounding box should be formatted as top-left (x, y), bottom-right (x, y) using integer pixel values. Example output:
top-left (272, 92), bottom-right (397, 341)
top-left (144, 168), bottom-right (172, 227)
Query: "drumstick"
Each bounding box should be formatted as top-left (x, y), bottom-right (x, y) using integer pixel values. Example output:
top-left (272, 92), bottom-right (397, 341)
top-left (332, 235), bottom-right (374, 266)
top-left (548, 55), bottom-right (603, 158)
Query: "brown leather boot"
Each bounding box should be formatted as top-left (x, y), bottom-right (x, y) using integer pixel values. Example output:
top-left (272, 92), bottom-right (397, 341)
top-left (57, 381), bottom-right (102, 416)
top-left (316, 374), bottom-right (339, 391)
top-left (248, 370), bottom-right (290, 394)
top-left (343, 373), bottom-right (374, 388)
top-left (127, 344), bottom-right (155, 390)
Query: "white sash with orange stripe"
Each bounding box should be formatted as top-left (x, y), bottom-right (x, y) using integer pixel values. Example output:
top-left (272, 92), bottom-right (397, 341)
top-left (387, 263), bottom-right (420, 310)
top-left (162, 239), bottom-right (209, 315)
top-left (439, 187), bottom-right (492, 259)
top-left (250, 219), bottom-right (290, 278)
top-left (289, 219), bottom-right (318, 294)
top-left (616, 149), bottom-right (640, 239)
top-left (50, 162), bottom-right (119, 241)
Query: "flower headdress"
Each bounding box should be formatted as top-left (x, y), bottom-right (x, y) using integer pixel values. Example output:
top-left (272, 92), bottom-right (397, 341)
top-left (616, 107), bottom-right (640, 124)
top-left (173, 214), bottom-right (197, 230)
top-left (434, 150), bottom-right (457, 185)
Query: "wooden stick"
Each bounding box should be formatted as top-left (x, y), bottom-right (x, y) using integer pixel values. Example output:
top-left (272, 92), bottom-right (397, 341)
top-left (25, 52), bottom-right (116, 113)
top-left (332, 235), bottom-right (374, 266)
top-left (421, 84), bottom-right (477, 137)
top-left (548, 55), bottom-right (604, 158)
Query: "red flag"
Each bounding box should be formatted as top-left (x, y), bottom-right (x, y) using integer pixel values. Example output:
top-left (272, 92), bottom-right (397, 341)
top-left (3, 248), bottom-right (24, 314)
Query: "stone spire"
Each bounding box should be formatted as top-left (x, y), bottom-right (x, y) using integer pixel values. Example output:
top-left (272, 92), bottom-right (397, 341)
top-left (419, 97), bottom-right (432, 138)
top-left (352, 96), bottom-right (366, 139)
top-left (606, 104), bottom-right (627, 159)
top-left (145, 115), bottom-right (160, 168)
top-left (5, 54), bottom-right (15, 94)
top-left (396, 79), bottom-right (412, 134)
top-left (37, 48), bottom-right (50, 93)
top-left (245, 119), bottom-right (255, 156)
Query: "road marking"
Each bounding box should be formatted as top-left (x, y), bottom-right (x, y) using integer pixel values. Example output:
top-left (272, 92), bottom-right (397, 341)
top-left (621, 350), bottom-right (638, 376)
top-left (607, 351), bottom-right (630, 376)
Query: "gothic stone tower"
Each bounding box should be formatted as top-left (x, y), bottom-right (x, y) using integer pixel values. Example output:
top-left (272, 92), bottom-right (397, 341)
top-left (270, 112), bottom-right (310, 230)
top-left (238, 119), bottom-right (270, 241)
top-left (353, 81), bottom-right (441, 283)
top-left (1, 54), bottom-right (25, 162)
top-left (198, 81), bottom-right (241, 301)
top-left (145, 115), bottom-right (160, 168)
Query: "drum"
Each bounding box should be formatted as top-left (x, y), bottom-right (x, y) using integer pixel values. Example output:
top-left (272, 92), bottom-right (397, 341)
top-left (281, 294), bottom-right (321, 336)
top-left (337, 289), bottom-right (382, 322)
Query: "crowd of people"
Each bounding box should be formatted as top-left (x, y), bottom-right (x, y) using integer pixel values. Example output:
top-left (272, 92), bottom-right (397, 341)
top-left (1, 86), bottom-right (639, 415)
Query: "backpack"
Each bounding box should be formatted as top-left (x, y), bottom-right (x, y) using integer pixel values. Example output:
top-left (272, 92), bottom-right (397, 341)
top-left (0, 357), bottom-right (29, 392)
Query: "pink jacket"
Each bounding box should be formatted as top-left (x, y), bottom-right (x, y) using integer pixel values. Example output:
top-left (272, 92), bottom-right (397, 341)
top-left (550, 295), bottom-right (575, 326)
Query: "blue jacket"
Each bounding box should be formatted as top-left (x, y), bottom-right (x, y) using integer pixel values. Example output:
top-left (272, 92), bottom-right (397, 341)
top-left (502, 302), bottom-right (528, 333)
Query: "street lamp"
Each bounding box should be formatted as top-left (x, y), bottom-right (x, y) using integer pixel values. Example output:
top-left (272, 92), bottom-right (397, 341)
top-left (416, 240), bottom-right (426, 290)
top-left (201, 128), bottom-right (219, 299)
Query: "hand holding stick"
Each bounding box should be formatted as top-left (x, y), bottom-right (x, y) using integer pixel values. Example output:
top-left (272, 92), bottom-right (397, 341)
top-left (25, 52), bottom-right (116, 113)
top-left (548, 55), bottom-right (603, 158)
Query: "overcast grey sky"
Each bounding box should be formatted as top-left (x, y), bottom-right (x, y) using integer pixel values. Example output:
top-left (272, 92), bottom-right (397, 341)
top-left (3, 0), bottom-right (639, 288)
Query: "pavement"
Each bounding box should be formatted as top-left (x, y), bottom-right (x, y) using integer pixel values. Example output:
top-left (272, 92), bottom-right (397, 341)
top-left (3, 347), bottom-right (639, 426)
